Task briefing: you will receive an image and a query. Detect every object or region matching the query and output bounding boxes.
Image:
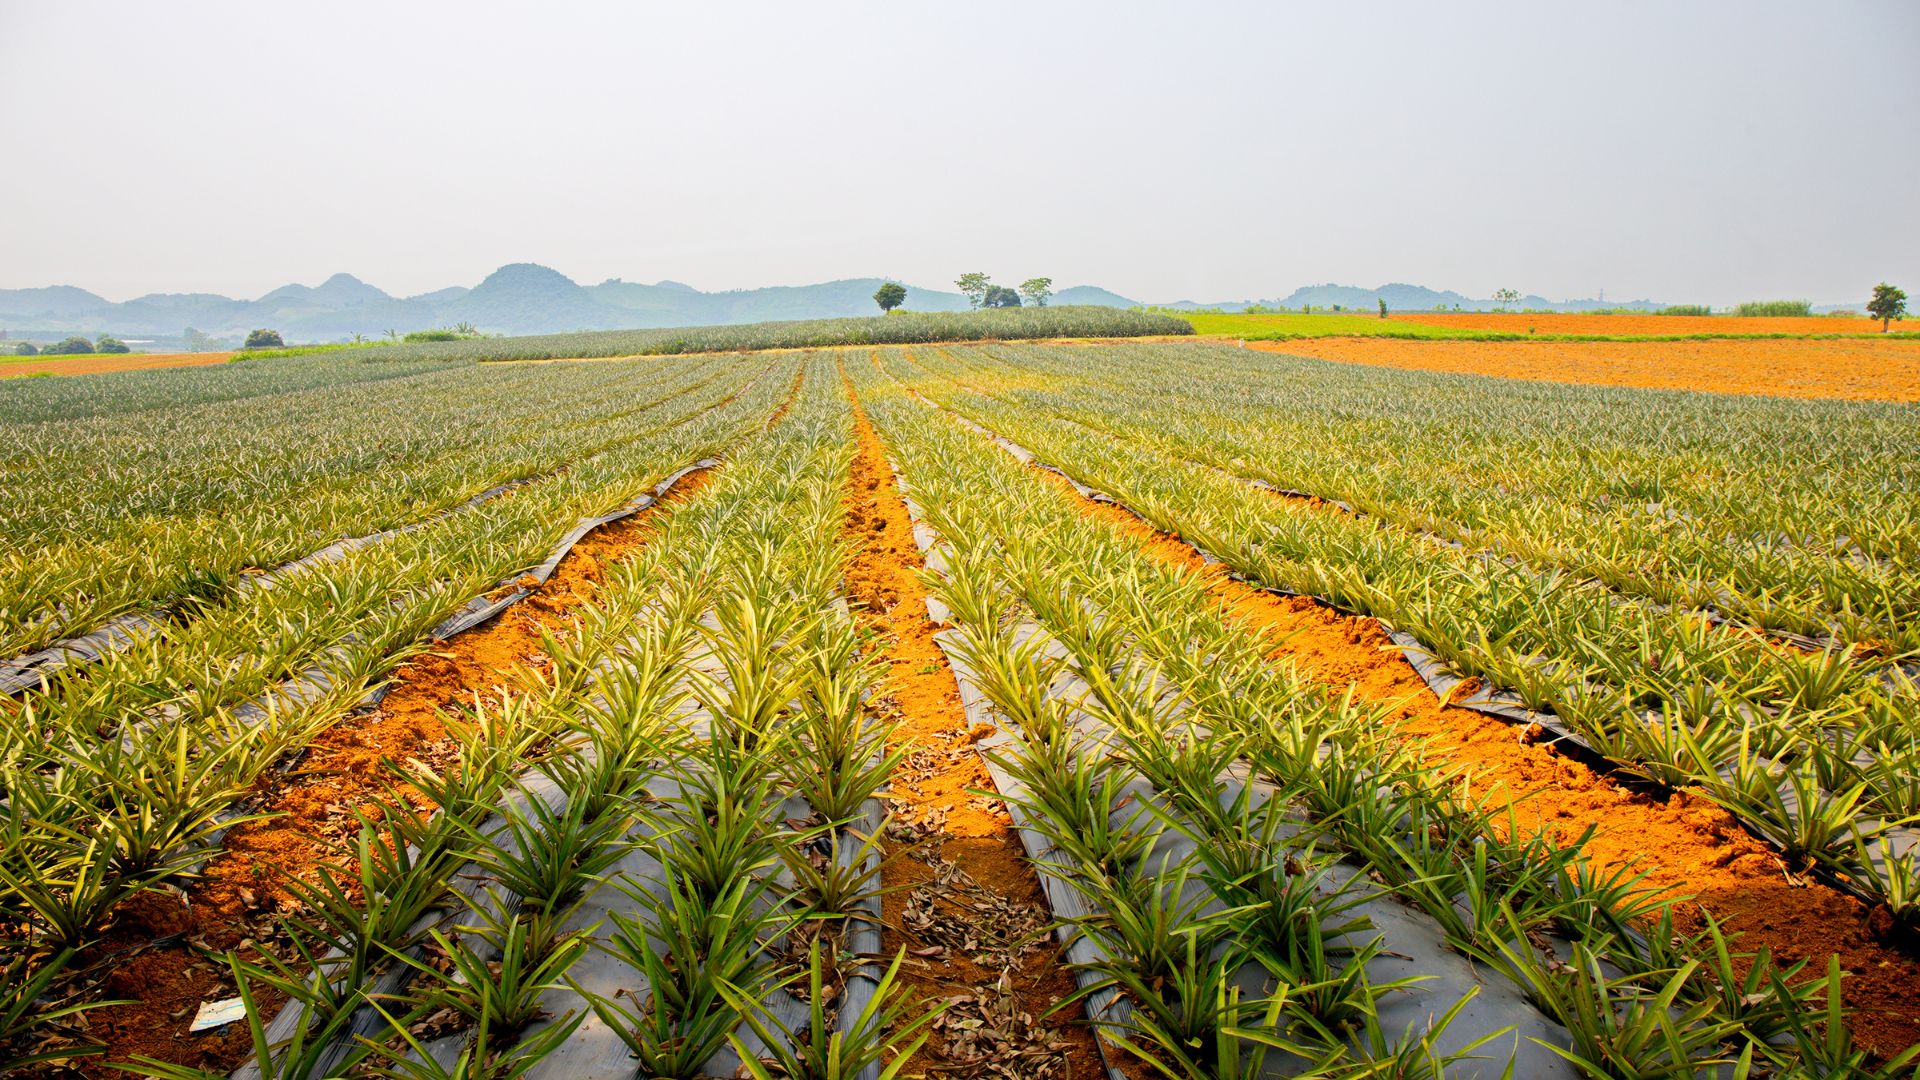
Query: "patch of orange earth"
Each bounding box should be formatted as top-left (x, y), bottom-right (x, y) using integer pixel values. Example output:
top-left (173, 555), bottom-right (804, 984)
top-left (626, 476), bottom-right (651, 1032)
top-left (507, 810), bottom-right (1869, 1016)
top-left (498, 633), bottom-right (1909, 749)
top-left (1390, 311), bottom-right (1895, 336)
top-left (840, 372), bottom-right (1108, 1080)
top-left (76, 469), bottom-right (713, 1079)
top-left (1254, 336), bottom-right (1920, 403)
top-left (1013, 460), bottom-right (1920, 1057)
top-left (2, 351), bottom-right (236, 378)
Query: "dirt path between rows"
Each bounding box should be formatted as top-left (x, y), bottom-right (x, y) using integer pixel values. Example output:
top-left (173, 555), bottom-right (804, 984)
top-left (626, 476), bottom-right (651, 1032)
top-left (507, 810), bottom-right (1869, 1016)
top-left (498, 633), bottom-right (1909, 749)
top-left (838, 370), bottom-right (1110, 1080)
top-left (1008, 444), bottom-right (1920, 1057)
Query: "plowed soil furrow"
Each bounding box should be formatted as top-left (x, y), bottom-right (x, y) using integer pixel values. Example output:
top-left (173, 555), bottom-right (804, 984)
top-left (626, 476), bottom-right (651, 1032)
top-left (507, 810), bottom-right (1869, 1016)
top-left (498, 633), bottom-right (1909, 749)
top-left (72, 467), bottom-right (716, 1078)
top-left (839, 373), bottom-right (1107, 1080)
top-left (958, 419), bottom-right (1920, 1057)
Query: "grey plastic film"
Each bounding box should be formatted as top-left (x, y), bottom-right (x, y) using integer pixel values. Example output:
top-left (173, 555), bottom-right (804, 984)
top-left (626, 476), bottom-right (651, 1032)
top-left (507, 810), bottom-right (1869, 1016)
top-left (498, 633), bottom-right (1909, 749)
top-left (0, 608), bottom-right (165, 695)
top-left (227, 446), bottom-right (893, 1077)
top-left (427, 458), bottom-right (717, 641)
top-left (932, 617), bottom-right (1578, 1078)
top-left (235, 647), bottom-right (883, 1078)
top-left (0, 475), bottom-right (550, 697)
top-left (1386, 626), bottom-right (1920, 876)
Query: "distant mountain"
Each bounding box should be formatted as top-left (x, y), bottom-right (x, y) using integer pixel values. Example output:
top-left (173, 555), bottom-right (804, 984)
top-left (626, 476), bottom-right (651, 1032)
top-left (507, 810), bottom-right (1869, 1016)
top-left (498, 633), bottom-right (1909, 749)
top-left (1278, 282), bottom-right (1477, 312)
top-left (1271, 283), bottom-right (1666, 314)
top-left (1052, 285), bottom-right (1135, 308)
top-left (0, 267), bottom-right (1685, 348)
top-left (0, 284), bottom-right (111, 318)
top-left (447, 263), bottom-right (612, 332)
top-left (0, 266), bottom-right (1132, 346)
top-left (259, 272), bottom-right (390, 309)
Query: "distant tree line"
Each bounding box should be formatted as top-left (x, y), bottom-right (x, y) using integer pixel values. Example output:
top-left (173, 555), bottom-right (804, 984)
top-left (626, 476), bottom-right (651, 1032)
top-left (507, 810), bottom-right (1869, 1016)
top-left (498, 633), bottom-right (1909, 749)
top-left (13, 335), bottom-right (128, 356)
top-left (872, 274), bottom-right (1054, 314)
top-left (955, 273), bottom-right (1053, 310)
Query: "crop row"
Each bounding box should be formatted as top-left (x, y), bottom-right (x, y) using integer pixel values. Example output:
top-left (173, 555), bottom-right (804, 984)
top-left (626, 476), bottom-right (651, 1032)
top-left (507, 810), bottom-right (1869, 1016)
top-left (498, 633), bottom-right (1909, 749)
top-left (848, 362), bottom-right (1913, 1077)
top-left (0, 354), bottom-right (772, 659)
top-left (0, 360), bottom-right (802, 1074)
top-left (89, 359), bottom-right (914, 1079)
top-left (0, 353), bottom-right (464, 426)
top-left (874, 347), bottom-right (1920, 898)
top-left (915, 342), bottom-right (1919, 646)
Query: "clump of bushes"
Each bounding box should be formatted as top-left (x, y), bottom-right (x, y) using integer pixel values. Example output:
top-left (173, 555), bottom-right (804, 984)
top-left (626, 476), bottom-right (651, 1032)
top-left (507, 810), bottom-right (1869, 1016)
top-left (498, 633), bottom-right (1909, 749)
top-left (43, 336), bottom-right (95, 355)
top-left (1734, 300), bottom-right (1812, 317)
top-left (244, 329), bottom-right (285, 349)
top-left (1656, 304), bottom-right (1712, 316)
top-left (402, 328), bottom-right (484, 343)
top-left (95, 334), bottom-right (130, 354)
top-left (13, 342), bottom-right (38, 356)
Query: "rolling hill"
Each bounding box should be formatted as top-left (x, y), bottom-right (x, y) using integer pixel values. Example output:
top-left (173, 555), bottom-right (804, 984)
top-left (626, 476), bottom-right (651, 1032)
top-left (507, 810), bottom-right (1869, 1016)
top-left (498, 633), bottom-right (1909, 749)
top-left (0, 266), bottom-right (1126, 345)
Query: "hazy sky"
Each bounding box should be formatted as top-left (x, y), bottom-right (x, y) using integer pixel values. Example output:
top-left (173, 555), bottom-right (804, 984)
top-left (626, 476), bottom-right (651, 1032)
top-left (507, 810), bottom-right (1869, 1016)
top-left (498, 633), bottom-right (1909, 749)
top-left (3, 1), bottom-right (1915, 305)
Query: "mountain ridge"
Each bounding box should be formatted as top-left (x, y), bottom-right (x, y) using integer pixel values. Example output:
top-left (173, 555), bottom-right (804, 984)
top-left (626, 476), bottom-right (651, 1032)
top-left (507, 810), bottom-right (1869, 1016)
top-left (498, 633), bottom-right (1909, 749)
top-left (0, 267), bottom-right (1689, 346)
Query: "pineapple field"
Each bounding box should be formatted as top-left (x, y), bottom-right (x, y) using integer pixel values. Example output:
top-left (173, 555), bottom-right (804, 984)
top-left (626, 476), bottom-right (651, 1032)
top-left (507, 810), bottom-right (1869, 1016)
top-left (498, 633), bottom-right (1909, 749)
top-left (3, 336), bottom-right (1918, 1079)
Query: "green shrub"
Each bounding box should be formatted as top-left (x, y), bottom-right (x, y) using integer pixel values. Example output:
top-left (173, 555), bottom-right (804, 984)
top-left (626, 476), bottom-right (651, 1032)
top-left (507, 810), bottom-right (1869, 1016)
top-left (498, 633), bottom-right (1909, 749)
top-left (94, 334), bottom-right (130, 354)
top-left (13, 342), bottom-right (37, 357)
top-left (1734, 300), bottom-right (1812, 317)
top-left (44, 336), bottom-right (94, 355)
top-left (243, 328), bottom-right (285, 349)
top-left (1656, 305), bottom-right (1712, 317)
top-left (403, 329), bottom-right (464, 342)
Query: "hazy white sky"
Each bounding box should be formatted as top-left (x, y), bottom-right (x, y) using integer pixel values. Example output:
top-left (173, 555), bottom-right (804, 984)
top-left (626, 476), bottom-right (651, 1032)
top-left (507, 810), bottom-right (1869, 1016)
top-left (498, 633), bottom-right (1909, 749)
top-left (2, 0), bottom-right (1915, 305)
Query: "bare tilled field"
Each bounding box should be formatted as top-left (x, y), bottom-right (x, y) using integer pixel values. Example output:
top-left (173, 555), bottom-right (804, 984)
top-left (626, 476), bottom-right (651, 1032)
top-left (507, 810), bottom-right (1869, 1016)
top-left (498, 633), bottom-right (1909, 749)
top-left (1257, 335), bottom-right (1920, 402)
top-left (0, 351), bottom-right (236, 378)
top-left (4, 338), bottom-right (1918, 1078)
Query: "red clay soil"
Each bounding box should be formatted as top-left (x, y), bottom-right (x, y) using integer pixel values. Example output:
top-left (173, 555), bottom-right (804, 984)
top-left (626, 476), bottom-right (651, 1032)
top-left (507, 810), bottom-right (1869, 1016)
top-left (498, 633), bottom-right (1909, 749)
top-left (0, 351), bottom-right (236, 378)
top-left (1016, 457), bottom-right (1920, 1057)
top-left (1253, 336), bottom-right (1920, 403)
top-left (71, 470), bottom-right (714, 1078)
top-left (840, 377), bottom-right (1109, 1080)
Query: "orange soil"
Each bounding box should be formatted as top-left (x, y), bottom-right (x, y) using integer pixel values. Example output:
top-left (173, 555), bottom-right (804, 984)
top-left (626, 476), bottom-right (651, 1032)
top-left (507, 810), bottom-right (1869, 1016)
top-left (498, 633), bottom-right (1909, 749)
top-left (76, 470), bottom-right (713, 1077)
top-left (839, 373), bottom-right (1107, 1080)
top-left (1012, 456), bottom-right (1920, 1056)
top-left (1, 351), bottom-right (235, 378)
top-left (1254, 336), bottom-right (1920, 403)
top-left (1391, 311), bottom-right (1896, 336)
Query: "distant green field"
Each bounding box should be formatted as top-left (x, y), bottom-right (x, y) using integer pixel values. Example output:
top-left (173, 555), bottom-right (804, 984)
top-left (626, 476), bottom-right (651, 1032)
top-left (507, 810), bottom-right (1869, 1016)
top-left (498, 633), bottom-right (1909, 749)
top-left (1182, 312), bottom-right (1482, 339)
